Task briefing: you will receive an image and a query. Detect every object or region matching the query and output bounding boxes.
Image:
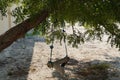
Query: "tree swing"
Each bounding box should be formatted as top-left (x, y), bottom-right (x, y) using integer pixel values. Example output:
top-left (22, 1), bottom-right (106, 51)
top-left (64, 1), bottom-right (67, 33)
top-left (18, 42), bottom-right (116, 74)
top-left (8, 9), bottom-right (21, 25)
top-left (47, 29), bottom-right (70, 75)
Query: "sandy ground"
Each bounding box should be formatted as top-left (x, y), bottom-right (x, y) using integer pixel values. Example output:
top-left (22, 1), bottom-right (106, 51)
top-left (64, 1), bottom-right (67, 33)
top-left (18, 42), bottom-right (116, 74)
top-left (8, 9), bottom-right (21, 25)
top-left (0, 36), bottom-right (120, 80)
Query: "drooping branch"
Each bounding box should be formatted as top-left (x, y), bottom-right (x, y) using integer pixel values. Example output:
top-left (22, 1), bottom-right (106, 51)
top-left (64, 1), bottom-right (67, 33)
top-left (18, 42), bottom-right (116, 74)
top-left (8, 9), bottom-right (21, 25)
top-left (0, 10), bottom-right (49, 52)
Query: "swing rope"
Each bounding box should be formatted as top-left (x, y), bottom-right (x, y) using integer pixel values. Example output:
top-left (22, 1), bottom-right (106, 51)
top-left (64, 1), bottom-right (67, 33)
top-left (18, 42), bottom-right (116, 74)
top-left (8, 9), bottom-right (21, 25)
top-left (49, 28), bottom-right (68, 61)
top-left (49, 26), bottom-right (54, 61)
top-left (50, 42), bottom-right (53, 61)
top-left (63, 29), bottom-right (68, 56)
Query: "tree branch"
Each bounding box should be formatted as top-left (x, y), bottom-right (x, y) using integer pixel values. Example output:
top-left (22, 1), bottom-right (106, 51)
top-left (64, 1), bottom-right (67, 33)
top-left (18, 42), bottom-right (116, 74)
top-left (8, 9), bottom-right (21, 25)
top-left (0, 10), bottom-right (49, 52)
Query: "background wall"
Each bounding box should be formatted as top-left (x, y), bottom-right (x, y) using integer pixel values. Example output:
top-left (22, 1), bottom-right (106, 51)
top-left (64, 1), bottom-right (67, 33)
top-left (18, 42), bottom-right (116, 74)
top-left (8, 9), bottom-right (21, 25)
top-left (0, 6), bottom-right (16, 35)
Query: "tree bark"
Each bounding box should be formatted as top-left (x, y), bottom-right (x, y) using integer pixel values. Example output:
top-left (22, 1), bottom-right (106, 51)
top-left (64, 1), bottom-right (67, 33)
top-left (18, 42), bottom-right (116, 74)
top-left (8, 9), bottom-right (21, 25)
top-left (0, 10), bottom-right (49, 52)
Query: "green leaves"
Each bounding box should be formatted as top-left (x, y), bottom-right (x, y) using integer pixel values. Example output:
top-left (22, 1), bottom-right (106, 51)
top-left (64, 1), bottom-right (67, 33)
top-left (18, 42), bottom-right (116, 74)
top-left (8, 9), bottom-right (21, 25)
top-left (12, 6), bottom-right (26, 23)
top-left (0, 0), bottom-right (20, 16)
top-left (1, 0), bottom-right (120, 49)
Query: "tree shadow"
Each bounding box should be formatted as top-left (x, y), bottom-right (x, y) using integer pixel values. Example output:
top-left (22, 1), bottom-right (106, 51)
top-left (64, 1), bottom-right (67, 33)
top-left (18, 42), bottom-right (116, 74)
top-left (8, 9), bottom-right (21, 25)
top-left (52, 57), bottom-right (120, 80)
top-left (0, 36), bottom-right (45, 80)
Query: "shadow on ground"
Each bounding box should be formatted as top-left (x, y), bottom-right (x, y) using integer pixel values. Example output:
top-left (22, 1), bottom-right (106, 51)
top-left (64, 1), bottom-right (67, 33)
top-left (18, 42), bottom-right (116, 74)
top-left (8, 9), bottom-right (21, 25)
top-left (0, 36), bottom-right (45, 80)
top-left (52, 57), bottom-right (120, 80)
top-left (0, 36), bottom-right (120, 80)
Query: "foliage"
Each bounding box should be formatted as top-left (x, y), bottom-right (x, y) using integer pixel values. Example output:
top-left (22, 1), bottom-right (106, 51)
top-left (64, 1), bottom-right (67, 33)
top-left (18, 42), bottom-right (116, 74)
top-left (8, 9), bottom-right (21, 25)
top-left (0, 0), bottom-right (120, 49)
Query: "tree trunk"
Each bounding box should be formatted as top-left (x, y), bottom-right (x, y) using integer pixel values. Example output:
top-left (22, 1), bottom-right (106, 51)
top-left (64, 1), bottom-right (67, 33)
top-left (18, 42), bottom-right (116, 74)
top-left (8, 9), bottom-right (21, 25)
top-left (0, 10), bottom-right (49, 52)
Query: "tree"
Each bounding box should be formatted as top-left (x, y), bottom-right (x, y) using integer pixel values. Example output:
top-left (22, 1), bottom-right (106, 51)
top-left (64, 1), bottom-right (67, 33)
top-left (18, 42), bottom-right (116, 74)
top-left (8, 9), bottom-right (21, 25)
top-left (0, 0), bottom-right (120, 52)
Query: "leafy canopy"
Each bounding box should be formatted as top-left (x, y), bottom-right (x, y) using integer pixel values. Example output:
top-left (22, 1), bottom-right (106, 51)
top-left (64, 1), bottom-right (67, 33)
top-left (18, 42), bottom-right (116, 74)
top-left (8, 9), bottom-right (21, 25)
top-left (0, 0), bottom-right (120, 49)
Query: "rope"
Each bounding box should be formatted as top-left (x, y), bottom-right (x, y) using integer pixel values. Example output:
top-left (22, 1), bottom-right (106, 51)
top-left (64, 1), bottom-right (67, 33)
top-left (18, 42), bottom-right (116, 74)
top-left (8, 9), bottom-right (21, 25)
top-left (49, 26), bottom-right (54, 61)
top-left (49, 28), bottom-right (68, 61)
top-left (63, 29), bottom-right (68, 56)
top-left (50, 44), bottom-right (53, 61)
top-left (64, 39), bottom-right (68, 56)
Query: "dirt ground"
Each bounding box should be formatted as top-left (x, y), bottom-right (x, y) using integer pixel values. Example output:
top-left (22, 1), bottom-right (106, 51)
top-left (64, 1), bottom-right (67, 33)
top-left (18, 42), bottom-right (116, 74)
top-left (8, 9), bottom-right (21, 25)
top-left (0, 36), bottom-right (120, 80)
